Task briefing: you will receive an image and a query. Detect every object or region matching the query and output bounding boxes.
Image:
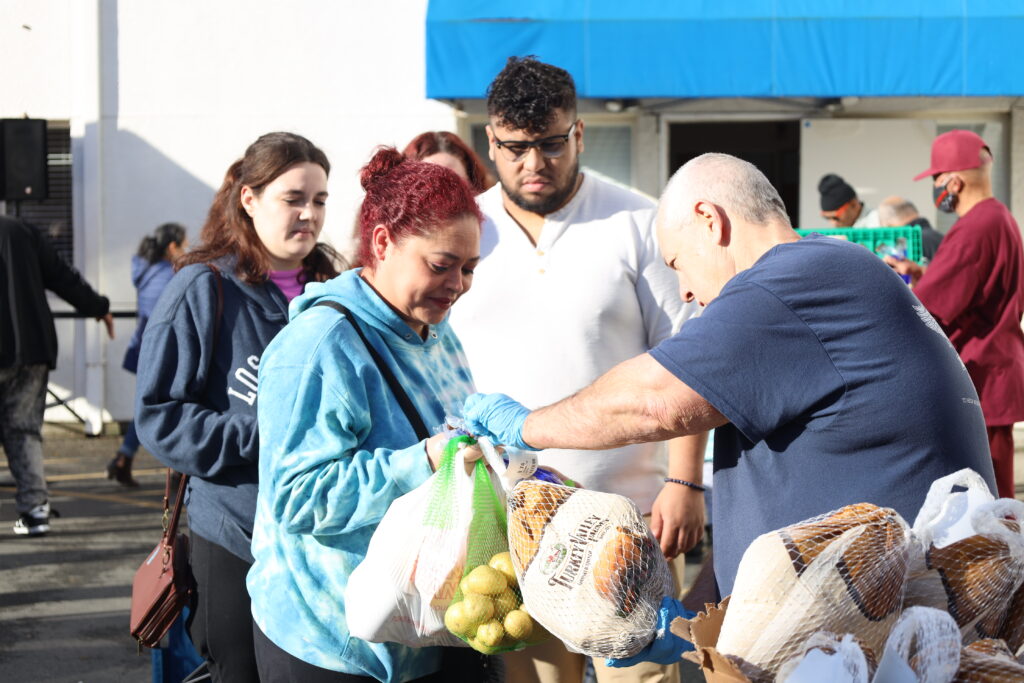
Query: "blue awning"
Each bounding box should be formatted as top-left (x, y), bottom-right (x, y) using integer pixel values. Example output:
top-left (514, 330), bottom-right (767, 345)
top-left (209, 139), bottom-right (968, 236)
top-left (426, 1), bottom-right (1024, 99)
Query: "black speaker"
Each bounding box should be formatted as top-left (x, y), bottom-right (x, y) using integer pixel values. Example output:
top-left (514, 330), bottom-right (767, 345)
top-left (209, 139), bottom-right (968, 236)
top-left (0, 119), bottom-right (48, 201)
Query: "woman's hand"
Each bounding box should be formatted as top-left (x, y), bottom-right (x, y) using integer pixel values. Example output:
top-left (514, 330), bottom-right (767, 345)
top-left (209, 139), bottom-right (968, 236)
top-left (425, 433), bottom-right (485, 475)
top-left (651, 483), bottom-right (705, 559)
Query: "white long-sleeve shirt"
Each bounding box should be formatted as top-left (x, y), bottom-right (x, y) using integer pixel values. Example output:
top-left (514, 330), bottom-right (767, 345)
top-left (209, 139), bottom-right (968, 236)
top-left (449, 174), bottom-right (697, 511)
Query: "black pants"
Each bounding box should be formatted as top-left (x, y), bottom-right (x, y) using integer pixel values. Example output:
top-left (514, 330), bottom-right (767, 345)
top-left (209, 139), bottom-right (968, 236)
top-left (189, 532), bottom-right (260, 683)
top-left (253, 623), bottom-right (503, 683)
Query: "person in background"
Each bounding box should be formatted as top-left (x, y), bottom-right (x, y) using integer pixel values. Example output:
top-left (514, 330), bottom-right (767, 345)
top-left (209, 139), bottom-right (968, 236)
top-left (447, 55), bottom-right (701, 683)
top-left (887, 130), bottom-right (1024, 499)
top-left (135, 132), bottom-right (342, 682)
top-left (818, 173), bottom-right (880, 227)
top-left (877, 195), bottom-right (943, 263)
top-left (248, 148), bottom-right (491, 682)
top-left (109, 221), bottom-right (187, 487)
top-left (403, 130), bottom-right (494, 195)
top-left (0, 215), bottom-right (114, 536)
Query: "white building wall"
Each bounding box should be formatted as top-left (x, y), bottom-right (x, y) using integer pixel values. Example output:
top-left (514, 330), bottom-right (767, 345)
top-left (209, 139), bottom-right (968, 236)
top-left (4, 3), bottom-right (1023, 427)
top-left (0, 1), bottom-right (75, 118)
top-left (4, 0), bottom-right (456, 426)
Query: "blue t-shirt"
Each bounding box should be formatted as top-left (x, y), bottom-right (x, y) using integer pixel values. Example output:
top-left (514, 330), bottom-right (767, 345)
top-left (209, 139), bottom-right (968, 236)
top-left (650, 234), bottom-right (995, 596)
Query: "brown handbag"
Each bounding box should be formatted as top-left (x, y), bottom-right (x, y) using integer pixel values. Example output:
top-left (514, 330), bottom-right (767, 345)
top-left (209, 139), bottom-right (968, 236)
top-left (129, 469), bottom-right (193, 649)
top-left (130, 263), bottom-right (222, 649)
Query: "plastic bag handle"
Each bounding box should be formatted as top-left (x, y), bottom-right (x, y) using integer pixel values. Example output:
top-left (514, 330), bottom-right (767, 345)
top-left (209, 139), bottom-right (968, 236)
top-left (478, 437), bottom-right (507, 484)
top-left (478, 436), bottom-right (540, 493)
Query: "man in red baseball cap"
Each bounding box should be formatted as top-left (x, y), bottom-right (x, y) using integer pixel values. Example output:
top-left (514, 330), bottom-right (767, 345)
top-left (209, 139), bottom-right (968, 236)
top-left (890, 129), bottom-right (1024, 499)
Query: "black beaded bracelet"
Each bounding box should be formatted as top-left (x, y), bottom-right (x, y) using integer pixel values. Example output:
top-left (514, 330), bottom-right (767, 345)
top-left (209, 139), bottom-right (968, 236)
top-left (664, 477), bottom-right (706, 492)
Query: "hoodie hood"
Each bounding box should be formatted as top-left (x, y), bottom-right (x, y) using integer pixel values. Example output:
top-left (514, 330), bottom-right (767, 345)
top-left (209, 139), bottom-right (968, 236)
top-left (211, 254), bottom-right (290, 324)
top-left (291, 269), bottom-right (446, 346)
top-left (131, 254), bottom-right (154, 288)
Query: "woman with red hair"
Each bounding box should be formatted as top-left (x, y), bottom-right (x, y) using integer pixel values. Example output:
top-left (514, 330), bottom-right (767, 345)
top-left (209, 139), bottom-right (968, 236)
top-left (248, 147), bottom-right (492, 682)
top-left (403, 131), bottom-right (494, 195)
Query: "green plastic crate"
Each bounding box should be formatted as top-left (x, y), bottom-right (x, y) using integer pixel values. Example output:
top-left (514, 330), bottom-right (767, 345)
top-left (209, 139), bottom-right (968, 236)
top-left (795, 226), bottom-right (923, 263)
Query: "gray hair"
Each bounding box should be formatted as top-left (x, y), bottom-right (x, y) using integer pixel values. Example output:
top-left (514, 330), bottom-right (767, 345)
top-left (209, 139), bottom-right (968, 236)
top-left (659, 153), bottom-right (790, 230)
top-left (877, 196), bottom-right (919, 226)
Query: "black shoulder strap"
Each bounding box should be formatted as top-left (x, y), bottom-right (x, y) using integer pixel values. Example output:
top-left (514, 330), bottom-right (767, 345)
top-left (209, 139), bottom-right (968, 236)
top-left (315, 300), bottom-right (430, 441)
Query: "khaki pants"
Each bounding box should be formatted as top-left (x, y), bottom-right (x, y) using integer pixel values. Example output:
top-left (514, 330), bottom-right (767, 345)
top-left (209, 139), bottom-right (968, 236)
top-left (502, 515), bottom-right (686, 683)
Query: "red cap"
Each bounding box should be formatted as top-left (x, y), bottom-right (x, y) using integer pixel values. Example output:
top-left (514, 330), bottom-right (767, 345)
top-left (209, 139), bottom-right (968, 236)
top-left (913, 130), bottom-right (990, 181)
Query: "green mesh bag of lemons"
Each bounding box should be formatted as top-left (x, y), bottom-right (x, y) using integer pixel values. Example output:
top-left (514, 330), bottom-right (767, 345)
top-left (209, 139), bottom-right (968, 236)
top-left (435, 435), bottom-right (552, 654)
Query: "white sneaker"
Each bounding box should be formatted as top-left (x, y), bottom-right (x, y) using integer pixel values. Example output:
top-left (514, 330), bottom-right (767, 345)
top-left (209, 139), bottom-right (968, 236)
top-left (13, 501), bottom-right (51, 536)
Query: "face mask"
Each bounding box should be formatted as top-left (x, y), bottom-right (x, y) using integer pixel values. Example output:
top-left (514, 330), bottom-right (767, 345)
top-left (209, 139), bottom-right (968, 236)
top-left (933, 180), bottom-right (958, 214)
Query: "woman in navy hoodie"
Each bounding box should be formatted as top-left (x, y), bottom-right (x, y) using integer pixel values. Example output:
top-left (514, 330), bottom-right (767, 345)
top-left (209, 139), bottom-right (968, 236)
top-left (109, 221), bottom-right (187, 487)
top-left (135, 132), bottom-right (343, 682)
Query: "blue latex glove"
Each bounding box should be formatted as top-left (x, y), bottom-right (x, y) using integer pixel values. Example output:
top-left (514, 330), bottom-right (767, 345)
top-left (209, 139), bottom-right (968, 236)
top-left (605, 597), bottom-right (696, 667)
top-left (461, 393), bottom-right (535, 451)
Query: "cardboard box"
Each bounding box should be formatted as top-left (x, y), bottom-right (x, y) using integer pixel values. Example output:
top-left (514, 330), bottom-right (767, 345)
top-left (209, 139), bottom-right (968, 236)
top-left (671, 597), bottom-right (767, 682)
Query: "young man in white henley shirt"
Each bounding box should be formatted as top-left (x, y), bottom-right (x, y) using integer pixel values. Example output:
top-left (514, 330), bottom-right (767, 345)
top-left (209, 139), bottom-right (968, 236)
top-left (448, 55), bottom-right (705, 683)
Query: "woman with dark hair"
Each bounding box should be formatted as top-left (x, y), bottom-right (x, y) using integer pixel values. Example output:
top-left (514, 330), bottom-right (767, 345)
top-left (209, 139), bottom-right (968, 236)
top-left (248, 147), bottom-right (491, 682)
top-left (135, 132), bottom-right (344, 682)
top-left (403, 131), bottom-right (494, 195)
top-left (109, 222), bottom-right (187, 487)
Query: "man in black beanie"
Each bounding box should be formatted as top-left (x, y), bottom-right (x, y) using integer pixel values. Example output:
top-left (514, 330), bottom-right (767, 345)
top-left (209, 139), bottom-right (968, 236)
top-left (818, 173), bottom-right (879, 227)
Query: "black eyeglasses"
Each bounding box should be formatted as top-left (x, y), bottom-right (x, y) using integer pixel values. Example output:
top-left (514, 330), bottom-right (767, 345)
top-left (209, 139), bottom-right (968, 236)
top-left (492, 122), bottom-right (578, 162)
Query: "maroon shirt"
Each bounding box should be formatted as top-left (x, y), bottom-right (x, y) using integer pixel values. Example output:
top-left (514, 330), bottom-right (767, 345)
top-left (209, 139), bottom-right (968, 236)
top-left (915, 198), bottom-right (1024, 425)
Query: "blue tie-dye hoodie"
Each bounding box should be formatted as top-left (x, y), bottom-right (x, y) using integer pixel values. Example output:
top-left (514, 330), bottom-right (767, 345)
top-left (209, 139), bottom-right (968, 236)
top-left (248, 269), bottom-right (475, 681)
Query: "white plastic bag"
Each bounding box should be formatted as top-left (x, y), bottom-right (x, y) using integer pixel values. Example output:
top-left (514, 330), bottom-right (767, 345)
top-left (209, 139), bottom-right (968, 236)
top-left (345, 442), bottom-right (477, 647)
top-left (872, 606), bottom-right (961, 683)
top-left (777, 632), bottom-right (873, 683)
top-left (904, 469), bottom-right (1024, 643)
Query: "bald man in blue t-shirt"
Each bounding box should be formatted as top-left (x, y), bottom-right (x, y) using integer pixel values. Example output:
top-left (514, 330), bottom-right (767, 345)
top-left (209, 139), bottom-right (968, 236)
top-left (461, 153), bottom-right (996, 663)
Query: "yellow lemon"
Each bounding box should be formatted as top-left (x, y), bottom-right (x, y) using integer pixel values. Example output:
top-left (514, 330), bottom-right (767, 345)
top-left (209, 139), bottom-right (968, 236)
top-left (444, 602), bottom-right (475, 637)
top-left (464, 564), bottom-right (507, 595)
top-left (460, 593), bottom-right (495, 626)
top-left (467, 636), bottom-right (503, 655)
top-left (488, 551), bottom-right (518, 586)
top-left (476, 619), bottom-right (505, 648)
top-left (503, 609), bottom-right (533, 641)
top-left (493, 590), bottom-right (519, 617)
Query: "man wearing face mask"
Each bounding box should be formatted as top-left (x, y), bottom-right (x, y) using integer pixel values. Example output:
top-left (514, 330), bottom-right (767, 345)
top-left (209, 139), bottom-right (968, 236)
top-left (888, 129), bottom-right (1024, 499)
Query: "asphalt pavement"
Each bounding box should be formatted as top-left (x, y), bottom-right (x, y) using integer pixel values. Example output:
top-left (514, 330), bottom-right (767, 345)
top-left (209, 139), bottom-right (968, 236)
top-left (1, 423), bottom-right (167, 682)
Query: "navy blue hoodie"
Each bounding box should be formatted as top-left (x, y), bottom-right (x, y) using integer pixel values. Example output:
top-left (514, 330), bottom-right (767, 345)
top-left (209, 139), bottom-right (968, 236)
top-left (122, 255), bottom-right (175, 373)
top-left (135, 256), bottom-right (288, 562)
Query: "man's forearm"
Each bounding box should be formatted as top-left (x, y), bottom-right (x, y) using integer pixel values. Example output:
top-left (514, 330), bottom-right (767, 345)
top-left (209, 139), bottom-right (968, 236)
top-left (520, 354), bottom-right (724, 450)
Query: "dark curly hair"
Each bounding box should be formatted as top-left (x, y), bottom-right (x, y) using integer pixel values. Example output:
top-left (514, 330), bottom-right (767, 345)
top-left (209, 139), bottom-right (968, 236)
top-left (486, 56), bottom-right (577, 135)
